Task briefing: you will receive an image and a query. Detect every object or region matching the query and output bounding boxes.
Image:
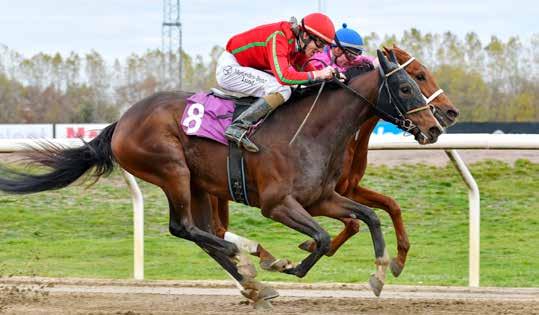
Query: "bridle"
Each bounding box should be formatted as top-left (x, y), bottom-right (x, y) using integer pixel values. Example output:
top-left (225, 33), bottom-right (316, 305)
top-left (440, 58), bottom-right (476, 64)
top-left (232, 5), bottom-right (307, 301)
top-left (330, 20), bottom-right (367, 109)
top-left (291, 54), bottom-right (441, 145)
top-left (392, 55), bottom-right (446, 119)
top-left (333, 60), bottom-right (431, 134)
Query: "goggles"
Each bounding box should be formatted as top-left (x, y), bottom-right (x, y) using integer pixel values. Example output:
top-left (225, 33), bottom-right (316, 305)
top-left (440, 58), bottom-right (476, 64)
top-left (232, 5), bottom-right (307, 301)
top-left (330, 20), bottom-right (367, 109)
top-left (334, 36), bottom-right (364, 60)
top-left (310, 35), bottom-right (330, 49)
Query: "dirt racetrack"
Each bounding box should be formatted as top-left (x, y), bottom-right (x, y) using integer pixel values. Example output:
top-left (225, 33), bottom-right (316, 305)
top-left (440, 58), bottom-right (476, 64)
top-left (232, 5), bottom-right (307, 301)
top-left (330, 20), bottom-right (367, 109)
top-left (365, 149), bottom-right (539, 167)
top-left (1, 277), bottom-right (538, 314)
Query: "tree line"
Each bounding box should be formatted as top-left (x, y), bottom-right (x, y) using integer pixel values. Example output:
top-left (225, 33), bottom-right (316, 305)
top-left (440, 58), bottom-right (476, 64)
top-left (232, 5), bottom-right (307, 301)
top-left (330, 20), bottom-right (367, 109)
top-left (0, 29), bottom-right (537, 123)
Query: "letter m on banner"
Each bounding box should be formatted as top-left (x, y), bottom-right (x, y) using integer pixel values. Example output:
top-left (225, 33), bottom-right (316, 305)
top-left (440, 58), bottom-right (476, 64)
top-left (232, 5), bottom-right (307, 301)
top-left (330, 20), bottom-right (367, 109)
top-left (66, 128), bottom-right (86, 138)
top-left (55, 124), bottom-right (109, 139)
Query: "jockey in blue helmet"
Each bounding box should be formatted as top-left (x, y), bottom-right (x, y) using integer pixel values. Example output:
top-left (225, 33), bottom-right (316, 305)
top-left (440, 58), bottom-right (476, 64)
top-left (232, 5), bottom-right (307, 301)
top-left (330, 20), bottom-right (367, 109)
top-left (311, 23), bottom-right (373, 72)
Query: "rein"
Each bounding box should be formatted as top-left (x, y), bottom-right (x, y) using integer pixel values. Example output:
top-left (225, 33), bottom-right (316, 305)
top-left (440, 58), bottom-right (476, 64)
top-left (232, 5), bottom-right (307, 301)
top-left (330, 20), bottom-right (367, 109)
top-left (289, 81), bottom-right (326, 145)
top-left (288, 53), bottom-right (445, 144)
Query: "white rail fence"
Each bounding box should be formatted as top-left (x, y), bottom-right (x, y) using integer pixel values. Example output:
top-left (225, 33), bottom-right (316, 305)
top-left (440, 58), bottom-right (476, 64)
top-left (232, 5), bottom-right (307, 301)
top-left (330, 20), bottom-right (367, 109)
top-left (0, 134), bottom-right (538, 287)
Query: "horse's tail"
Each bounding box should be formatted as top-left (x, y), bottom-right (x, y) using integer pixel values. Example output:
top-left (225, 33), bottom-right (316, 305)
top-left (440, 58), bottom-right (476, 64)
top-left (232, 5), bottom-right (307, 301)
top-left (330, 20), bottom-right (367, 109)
top-left (0, 122), bottom-right (117, 194)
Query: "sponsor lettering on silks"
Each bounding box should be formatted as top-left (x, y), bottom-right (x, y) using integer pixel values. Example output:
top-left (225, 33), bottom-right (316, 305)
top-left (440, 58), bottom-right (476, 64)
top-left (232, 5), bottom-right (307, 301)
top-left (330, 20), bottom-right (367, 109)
top-left (233, 68), bottom-right (268, 86)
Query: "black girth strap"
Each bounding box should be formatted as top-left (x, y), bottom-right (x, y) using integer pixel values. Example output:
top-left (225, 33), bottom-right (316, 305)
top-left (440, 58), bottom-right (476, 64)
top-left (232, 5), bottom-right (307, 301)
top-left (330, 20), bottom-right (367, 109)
top-left (227, 102), bottom-right (251, 206)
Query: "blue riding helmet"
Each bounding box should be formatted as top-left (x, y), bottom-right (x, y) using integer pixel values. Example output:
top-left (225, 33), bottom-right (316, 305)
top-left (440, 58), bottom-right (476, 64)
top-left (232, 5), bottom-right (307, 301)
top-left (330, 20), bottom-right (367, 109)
top-left (334, 23), bottom-right (364, 55)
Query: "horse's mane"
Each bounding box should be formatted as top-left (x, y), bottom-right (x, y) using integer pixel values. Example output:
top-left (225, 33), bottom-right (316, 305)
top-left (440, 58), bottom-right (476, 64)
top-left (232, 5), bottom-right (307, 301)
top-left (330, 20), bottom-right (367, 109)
top-left (288, 62), bottom-right (376, 103)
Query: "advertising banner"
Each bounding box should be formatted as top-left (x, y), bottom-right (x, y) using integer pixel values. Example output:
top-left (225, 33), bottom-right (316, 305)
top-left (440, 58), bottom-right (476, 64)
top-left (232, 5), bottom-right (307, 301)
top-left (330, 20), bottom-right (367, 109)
top-left (54, 124), bottom-right (109, 139)
top-left (0, 124), bottom-right (54, 139)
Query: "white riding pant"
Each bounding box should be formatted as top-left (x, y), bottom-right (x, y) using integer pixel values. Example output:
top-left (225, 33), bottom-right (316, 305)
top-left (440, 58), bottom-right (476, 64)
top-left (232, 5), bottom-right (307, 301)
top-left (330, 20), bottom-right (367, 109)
top-left (215, 51), bottom-right (292, 101)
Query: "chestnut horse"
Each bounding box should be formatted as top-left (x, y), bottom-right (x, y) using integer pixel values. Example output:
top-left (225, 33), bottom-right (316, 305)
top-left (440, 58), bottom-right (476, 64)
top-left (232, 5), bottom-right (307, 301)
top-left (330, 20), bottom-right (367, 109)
top-left (0, 50), bottom-right (441, 304)
top-left (210, 45), bottom-right (459, 278)
top-left (302, 45), bottom-right (459, 274)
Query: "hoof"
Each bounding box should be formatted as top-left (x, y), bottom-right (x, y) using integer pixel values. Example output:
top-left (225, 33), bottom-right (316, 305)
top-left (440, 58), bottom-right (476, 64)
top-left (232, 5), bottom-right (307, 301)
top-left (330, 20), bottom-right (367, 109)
top-left (283, 266), bottom-right (297, 276)
top-left (369, 274), bottom-right (384, 297)
top-left (236, 254), bottom-right (257, 278)
top-left (260, 258), bottom-right (293, 272)
top-left (258, 286), bottom-right (279, 301)
top-left (253, 298), bottom-right (273, 310)
top-left (298, 240), bottom-right (315, 253)
top-left (239, 278), bottom-right (278, 304)
top-left (283, 266), bottom-right (306, 278)
top-left (390, 257), bottom-right (404, 277)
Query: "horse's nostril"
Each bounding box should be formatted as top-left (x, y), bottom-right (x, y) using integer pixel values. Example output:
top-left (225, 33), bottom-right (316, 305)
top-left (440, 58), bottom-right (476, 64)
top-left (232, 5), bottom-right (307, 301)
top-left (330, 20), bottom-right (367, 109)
top-left (429, 126), bottom-right (442, 139)
top-left (447, 109), bottom-right (459, 119)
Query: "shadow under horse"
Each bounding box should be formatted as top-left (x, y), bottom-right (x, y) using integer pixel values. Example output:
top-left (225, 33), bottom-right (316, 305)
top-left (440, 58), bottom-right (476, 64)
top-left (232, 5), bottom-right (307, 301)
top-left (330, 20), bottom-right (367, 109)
top-left (0, 50), bottom-right (442, 306)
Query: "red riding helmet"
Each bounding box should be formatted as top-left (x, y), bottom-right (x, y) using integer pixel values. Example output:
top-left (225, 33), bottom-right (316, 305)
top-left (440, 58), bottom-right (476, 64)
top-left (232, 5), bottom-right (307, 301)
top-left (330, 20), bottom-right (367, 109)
top-left (302, 13), bottom-right (336, 45)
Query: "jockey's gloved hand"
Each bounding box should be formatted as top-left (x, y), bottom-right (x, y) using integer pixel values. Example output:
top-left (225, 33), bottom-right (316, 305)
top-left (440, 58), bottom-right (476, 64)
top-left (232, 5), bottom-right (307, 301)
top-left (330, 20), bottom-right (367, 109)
top-left (313, 66), bottom-right (336, 81)
top-left (334, 69), bottom-right (347, 82)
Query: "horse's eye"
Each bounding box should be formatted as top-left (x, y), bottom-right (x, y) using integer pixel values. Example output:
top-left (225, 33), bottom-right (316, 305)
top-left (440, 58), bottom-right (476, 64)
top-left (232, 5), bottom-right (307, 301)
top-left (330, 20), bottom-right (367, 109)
top-left (416, 73), bottom-right (426, 81)
top-left (400, 86), bottom-right (411, 94)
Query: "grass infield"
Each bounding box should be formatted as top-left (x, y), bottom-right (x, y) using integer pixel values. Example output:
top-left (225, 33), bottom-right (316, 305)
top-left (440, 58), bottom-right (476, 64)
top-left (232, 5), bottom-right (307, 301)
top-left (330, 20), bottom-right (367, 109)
top-left (0, 159), bottom-right (537, 287)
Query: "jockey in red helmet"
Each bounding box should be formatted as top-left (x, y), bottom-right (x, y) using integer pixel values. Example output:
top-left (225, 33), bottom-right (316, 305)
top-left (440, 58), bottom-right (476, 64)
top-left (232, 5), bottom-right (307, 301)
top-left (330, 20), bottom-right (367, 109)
top-left (216, 13), bottom-right (336, 152)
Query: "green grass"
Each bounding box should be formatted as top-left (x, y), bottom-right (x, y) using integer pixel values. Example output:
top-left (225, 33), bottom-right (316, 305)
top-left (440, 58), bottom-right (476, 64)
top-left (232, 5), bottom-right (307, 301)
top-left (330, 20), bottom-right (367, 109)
top-left (0, 159), bottom-right (537, 287)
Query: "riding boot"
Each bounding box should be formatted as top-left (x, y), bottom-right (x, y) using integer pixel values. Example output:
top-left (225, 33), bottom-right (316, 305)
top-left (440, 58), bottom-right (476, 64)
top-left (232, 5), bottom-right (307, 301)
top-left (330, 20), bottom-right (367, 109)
top-left (225, 97), bottom-right (273, 153)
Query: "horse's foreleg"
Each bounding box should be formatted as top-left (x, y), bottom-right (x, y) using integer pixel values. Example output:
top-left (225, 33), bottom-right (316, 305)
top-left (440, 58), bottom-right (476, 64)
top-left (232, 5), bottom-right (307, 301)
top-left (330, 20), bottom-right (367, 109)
top-left (301, 184), bottom-right (408, 276)
top-left (297, 118), bottom-right (376, 258)
top-left (348, 185), bottom-right (409, 277)
top-left (211, 196), bottom-right (291, 272)
top-left (311, 192), bottom-right (388, 297)
top-left (298, 217), bottom-right (360, 256)
top-left (222, 231), bottom-right (292, 272)
top-left (261, 195), bottom-right (331, 278)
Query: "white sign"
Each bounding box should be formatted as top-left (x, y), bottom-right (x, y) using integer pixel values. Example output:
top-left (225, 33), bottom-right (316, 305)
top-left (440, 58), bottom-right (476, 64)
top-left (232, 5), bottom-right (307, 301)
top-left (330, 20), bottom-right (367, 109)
top-left (0, 124), bottom-right (53, 139)
top-left (55, 124), bottom-right (109, 139)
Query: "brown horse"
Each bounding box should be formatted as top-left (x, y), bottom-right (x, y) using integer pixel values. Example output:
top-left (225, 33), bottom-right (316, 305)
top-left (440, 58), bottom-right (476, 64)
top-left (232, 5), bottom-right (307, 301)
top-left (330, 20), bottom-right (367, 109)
top-left (0, 50), bottom-right (441, 304)
top-left (210, 45), bottom-right (459, 278)
top-left (302, 45), bottom-right (459, 275)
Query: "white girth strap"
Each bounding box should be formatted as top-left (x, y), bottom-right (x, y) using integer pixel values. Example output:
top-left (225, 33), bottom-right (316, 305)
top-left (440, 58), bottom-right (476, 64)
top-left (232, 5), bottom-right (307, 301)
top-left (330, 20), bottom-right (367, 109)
top-left (384, 57), bottom-right (416, 78)
top-left (424, 89), bottom-right (444, 104)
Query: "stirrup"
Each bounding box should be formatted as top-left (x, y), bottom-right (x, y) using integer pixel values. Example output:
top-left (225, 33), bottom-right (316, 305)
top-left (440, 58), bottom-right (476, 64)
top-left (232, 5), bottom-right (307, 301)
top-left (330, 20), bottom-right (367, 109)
top-left (237, 130), bottom-right (259, 152)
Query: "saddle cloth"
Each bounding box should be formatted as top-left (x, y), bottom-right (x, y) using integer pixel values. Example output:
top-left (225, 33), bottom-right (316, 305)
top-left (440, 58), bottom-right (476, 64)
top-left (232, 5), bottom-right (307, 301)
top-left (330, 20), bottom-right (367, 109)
top-left (180, 92), bottom-right (235, 145)
top-left (180, 90), bottom-right (252, 205)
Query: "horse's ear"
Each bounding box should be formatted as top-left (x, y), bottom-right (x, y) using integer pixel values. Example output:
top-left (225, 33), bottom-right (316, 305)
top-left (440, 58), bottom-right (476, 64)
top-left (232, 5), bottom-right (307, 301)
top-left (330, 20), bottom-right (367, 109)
top-left (377, 49), bottom-right (390, 72)
top-left (382, 45), bottom-right (390, 57)
top-left (389, 49), bottom-right (398, 63)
